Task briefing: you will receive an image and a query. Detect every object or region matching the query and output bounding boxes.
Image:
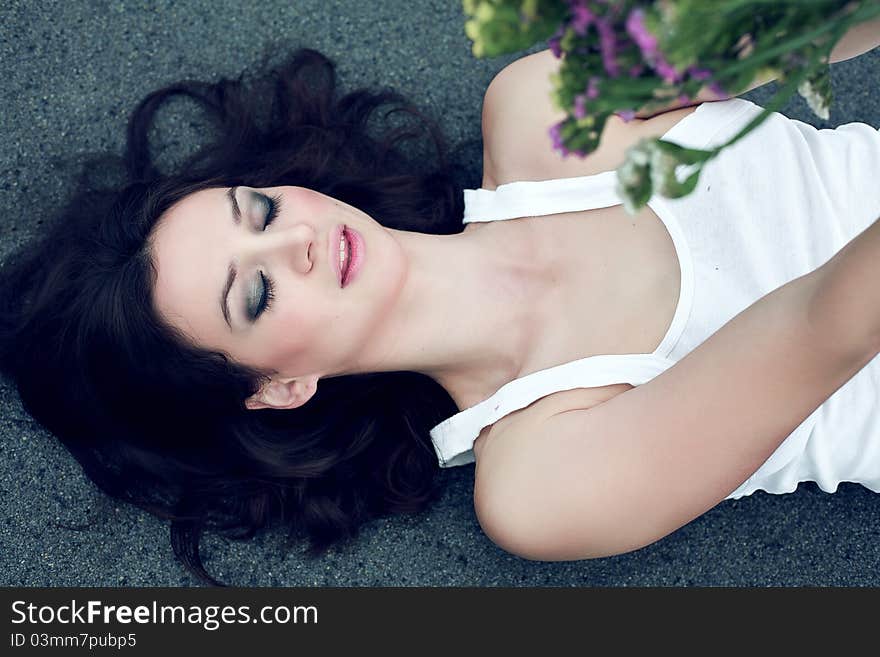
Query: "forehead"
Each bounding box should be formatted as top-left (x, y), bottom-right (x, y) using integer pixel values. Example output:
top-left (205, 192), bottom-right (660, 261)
top-left (150, 187), bottom-right (230, 345)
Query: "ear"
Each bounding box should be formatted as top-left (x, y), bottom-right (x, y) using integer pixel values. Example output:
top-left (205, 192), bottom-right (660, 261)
top-left (244, 374), bottom-right (320, 411)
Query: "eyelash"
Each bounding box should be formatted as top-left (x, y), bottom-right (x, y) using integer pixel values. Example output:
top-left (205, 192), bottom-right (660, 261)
top-left (262, 193), bottom-right (282, 230)
top-left (256, 192), bottom-right (282, 318)
top-left (258, 271), bottom-right (275, 317)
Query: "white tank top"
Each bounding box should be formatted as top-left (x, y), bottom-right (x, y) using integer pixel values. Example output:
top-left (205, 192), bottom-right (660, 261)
top-left (429, 97), bottom-right (880, 500)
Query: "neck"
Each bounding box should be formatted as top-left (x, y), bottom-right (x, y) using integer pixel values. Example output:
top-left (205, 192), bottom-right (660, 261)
top-left (344, 219), bottom-right (559, 410)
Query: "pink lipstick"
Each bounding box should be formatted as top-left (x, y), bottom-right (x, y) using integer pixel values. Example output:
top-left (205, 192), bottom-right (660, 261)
top-left (341, 226), bottom-right (363, 288)
top-left (331, 224), bottom-right (345, 287)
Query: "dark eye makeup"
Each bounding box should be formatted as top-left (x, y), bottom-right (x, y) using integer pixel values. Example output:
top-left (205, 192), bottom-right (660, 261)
top-left (247, 191), bottom-right (283, 320)
top-left (261, 192), bottom-right (282, 230)
top-left (250, 272), bottom-right (275, 321)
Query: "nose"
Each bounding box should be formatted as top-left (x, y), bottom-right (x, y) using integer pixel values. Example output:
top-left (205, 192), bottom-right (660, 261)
top-left (249, 222), bottom-right (314, 275)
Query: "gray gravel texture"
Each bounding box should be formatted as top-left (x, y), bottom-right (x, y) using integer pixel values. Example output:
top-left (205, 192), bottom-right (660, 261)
top-left (2, 0), bottom-right (879, 587)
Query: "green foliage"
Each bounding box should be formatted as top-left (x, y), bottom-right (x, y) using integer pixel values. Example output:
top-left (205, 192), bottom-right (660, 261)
top-left (462, 0), bottom-right (880, 213)
top-left (463, 0), bottom-right (568, 57)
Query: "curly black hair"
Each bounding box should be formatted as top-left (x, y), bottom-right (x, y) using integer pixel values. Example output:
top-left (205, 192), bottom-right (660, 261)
top-left (0, 47), bottom-right (471, 586)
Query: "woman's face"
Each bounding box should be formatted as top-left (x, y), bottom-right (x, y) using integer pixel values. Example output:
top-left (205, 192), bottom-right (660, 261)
top-left (150, 185), bottom-right (407, 405)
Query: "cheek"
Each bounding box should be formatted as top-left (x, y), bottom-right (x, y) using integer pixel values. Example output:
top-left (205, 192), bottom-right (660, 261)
top-left (257, 321), bottom-right (309, 372)
top-left (272, 297), bottom-right (326, 353)
top-left (287, 187), bottom-right (327, 217)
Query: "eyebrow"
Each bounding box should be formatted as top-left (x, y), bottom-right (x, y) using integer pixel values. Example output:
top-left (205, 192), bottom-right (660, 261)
top-left (220, 186), bottom-right (241, 329)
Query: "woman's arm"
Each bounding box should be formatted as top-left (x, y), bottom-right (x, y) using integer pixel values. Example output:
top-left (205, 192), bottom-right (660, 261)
top-left (475, 215), bottom-right (880, 561)
top-left (636, 16), bottom-right (880, 119)
top-left (481, 49), bottom-right (650, 185)
top-left (828, 16), bottom-right (880, 63)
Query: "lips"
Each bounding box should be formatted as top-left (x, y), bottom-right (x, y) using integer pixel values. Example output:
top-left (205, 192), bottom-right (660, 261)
top-left (331, 224), bottom-right (345, 287)
top-left (340, 228), bottom-right (352, 285)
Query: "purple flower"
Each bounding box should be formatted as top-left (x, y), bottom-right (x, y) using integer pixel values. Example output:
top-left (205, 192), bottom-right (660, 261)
top-left (709, 81), bottom-right (728, 97)
top-left (586, 76), bottom-right (599, 99)
top-left (569, 3), bottom-right (595, 36)
top-left (615, 109), bottom-right (637, 122)
top-left (548, 24), bottom-right (565, 58)
top-left (654, 55), bottom-right (683, 84)
top-left (625, 8), bottom-right (658, 59)
top-left (688, 66), bottom-right (713, 81)
top-left (629, 64), bottom-right (645, 77)
top-left (596, 17), bottom-right (620, 77)
top-left (625, 7), bottom-right (682, 83)
top-left (549, 122), bottom-right (567, 155)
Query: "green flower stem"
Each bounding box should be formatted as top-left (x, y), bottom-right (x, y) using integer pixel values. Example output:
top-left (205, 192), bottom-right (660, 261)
top-left (619, 1), bottom-right (880, 212)
top-left (713, 1), bottom-right (880, 84)
top-left (620, 58), bottom-right (816, 214)
top-left (705, 52), bottom-right (824, 156)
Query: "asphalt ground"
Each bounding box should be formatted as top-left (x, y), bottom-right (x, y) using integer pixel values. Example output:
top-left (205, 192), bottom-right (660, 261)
top-left (2, 0), bottom-right (879, 586)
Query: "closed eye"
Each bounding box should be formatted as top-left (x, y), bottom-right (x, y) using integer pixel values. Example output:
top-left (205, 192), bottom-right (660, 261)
top-left (252, 271), bottom-right (275, 319)
top-left (261, 192), bottom-right (282, 229)
top-left (249, 191), bottom-right (282, 320)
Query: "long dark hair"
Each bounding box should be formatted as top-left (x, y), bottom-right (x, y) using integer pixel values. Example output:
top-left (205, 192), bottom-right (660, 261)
top-left (0, 47), bottom-right (468, 585)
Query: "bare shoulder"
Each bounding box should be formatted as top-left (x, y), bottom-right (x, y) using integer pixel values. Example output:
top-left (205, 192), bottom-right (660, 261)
top-left (472, 263), bottom-right (875, 562)
top-left (480, 49), bottom-right (701, 188)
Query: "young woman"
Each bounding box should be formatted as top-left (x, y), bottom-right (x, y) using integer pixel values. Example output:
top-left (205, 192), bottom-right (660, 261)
top-left (0, 26), bottom-right (877, 585)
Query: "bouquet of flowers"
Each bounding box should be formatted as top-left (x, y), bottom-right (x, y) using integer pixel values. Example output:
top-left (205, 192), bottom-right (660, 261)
top-left (463, 0), bottom-right (880, 214)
